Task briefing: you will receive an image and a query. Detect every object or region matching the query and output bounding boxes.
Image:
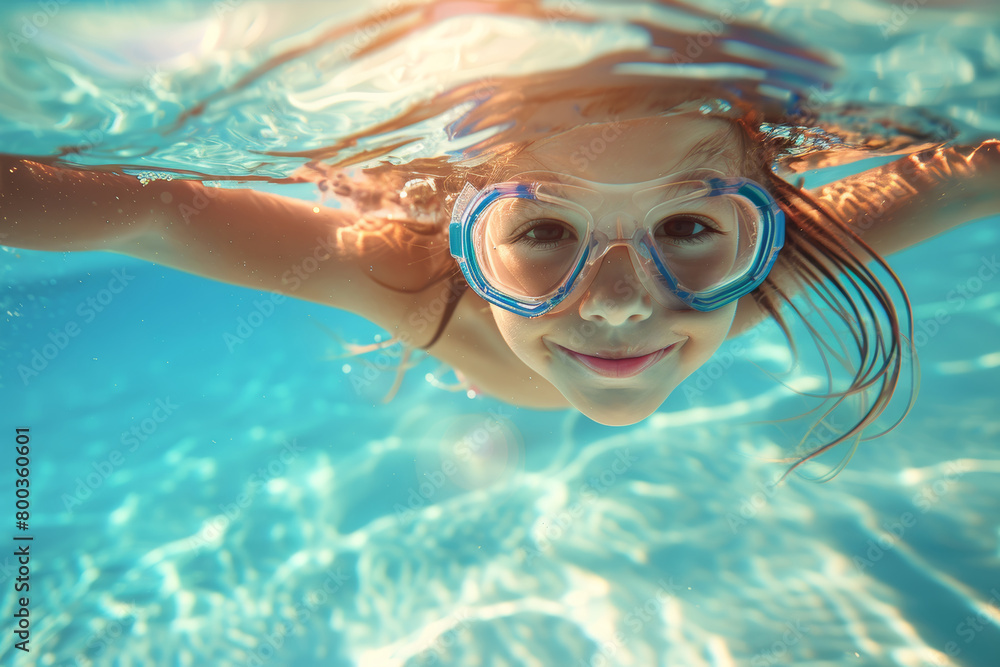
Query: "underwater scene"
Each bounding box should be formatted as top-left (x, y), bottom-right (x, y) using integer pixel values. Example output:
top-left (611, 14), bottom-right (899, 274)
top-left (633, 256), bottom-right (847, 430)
top-left (1, 1), bottom-right (999, 665)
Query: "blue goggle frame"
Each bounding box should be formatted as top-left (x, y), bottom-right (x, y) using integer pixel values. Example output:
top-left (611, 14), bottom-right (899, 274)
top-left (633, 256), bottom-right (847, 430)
top-left (449, 176), bottom-right (784, 317)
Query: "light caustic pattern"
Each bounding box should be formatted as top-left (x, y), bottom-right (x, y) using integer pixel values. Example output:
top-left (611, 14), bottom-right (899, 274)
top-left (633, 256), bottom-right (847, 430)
top-left (1, 0), bottom-right (999, 666)
top-left (13, 369), bottom-right (1000, 666)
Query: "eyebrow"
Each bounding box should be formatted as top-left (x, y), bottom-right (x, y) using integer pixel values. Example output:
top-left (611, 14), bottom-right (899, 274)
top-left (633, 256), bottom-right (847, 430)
top-left (672, 129), bottom-right (741, 174)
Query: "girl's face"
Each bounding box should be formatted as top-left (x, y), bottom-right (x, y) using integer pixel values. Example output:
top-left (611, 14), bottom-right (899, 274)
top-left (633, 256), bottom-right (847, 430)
top-left (489, 115), bottom-right (746, 425)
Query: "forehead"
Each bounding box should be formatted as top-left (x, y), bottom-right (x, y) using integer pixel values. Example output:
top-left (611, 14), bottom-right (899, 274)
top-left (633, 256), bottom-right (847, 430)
top-left (512, 115), bottom-right (741, 183)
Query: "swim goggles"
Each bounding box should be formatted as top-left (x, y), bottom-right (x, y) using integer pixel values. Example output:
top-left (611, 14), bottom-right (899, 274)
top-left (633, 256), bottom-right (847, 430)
top-left (448, 169), bottom-right (784, 317)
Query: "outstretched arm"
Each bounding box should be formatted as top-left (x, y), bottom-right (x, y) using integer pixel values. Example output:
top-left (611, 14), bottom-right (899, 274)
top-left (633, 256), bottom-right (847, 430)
top-left (729, 139), bottom-right (999, 336)
top-left (807, 139), bottom-right (1000, 256)
top-left (0, 157), bottom-right (442, 327)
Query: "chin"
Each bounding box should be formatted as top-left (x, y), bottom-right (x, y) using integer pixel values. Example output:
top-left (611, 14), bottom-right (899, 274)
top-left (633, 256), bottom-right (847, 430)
top-left (565, 390), bottom-right (668, 426)
top-left (583, 411), bottom-right (650, 427)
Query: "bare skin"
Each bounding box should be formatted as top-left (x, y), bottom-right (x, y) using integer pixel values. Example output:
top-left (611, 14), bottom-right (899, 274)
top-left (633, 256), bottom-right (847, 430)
top-left (476, 116), bottom-right (742, 424)
top-left (2, 116), bottom-right (997, 423)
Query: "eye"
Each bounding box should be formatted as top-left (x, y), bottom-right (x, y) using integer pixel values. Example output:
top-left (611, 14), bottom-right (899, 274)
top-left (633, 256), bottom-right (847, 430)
top-left (516, 219), bottom-right (576, 245)
top-left (526, 220), bottom-right (572, 241)
top-left (655, 215), bottom-right (719, 243)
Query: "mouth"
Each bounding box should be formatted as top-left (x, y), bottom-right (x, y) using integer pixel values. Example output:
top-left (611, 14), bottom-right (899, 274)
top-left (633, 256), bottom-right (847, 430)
top-left (558, 343), bottom-right (678, 379)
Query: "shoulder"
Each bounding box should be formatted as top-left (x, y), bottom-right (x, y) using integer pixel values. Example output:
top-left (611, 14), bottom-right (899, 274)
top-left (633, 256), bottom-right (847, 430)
top-left (300, 210), bottom-right (568, 408)
top-left (413, 286), bottom-right (571, 408)
top-left (305, 211), bottom-right (456, 339)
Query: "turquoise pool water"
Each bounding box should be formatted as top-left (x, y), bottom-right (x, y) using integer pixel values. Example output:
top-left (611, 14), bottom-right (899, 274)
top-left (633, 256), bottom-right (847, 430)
top-left (2, 1), bottom-right (1000, 665)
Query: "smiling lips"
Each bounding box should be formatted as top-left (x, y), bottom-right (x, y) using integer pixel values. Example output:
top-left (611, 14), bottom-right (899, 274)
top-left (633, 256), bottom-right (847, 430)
top-left (562, 344), bottom-right (677, 378)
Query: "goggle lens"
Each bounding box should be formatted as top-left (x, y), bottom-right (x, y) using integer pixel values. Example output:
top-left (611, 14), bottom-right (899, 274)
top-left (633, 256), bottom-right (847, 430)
top-left (469, 180), bottom-right (768, 308)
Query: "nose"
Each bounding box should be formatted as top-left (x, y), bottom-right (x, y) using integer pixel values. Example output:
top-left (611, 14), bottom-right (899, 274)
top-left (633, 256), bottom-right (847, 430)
top-left (577, 245), bottom-right (653, 325)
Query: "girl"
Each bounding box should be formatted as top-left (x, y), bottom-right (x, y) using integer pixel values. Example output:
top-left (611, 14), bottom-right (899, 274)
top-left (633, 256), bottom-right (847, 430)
top-left (2, 20), bottom-right (998, 477)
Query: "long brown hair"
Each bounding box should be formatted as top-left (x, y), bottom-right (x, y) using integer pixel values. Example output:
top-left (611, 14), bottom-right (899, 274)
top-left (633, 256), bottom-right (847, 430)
top-left (730, 113), bottom-right (915, 481)
top-left (756, 163), bottom-right (916, 482)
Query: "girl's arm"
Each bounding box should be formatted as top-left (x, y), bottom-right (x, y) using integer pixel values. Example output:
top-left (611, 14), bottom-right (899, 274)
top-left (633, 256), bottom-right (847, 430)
top-left (806, 139), bottom-right (1000, 256)
top-left (729, 139), bottom-right (999, 336)
top-left (0, 157), bottom-right (439, 325)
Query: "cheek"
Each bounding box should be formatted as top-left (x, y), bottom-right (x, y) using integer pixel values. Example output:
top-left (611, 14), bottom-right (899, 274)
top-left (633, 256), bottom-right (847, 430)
top-left (491, 308), bottom-right (550, 361)
top-left (676, 308), bottom-right (736, 373)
